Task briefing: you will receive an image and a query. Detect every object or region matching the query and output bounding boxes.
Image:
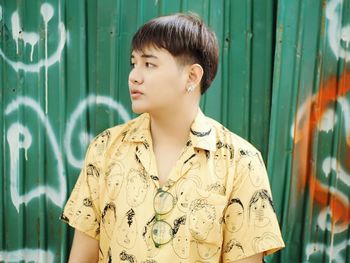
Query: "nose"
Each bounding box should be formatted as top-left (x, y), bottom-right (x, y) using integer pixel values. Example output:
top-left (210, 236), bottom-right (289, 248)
top-left (129, 68), bottom-right (143, 86)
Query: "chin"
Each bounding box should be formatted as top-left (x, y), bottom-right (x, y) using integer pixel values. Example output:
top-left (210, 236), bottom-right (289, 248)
top-left (131, 104), bottom-right (147, 114)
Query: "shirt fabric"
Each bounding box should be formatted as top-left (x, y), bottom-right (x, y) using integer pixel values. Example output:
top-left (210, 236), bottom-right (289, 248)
top-left (60, 109), bottom-right (285, 262)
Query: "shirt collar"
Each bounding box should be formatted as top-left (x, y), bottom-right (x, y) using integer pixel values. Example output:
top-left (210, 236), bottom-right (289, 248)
top-left (123, 109), bottom-right (216, 151)
top-left (189, 108), bottom-right (216, 151)
top-left (123, 113), bottom-right (153, 143)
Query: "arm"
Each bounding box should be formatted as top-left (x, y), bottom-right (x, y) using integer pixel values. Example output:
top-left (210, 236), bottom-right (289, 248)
top-left (68, 230), bottom-right (99, 263)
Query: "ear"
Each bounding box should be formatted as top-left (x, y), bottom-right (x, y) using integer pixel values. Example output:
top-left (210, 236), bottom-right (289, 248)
top-left (187, 63), bottom-right (204, 89)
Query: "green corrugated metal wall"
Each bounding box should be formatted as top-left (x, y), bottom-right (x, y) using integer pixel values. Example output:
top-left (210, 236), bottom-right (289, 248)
top-left (0, 0), bottom-right (349, 262)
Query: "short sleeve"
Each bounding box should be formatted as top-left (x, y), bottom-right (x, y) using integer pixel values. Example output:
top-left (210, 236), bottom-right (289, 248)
top-left (60, 130), bottom-right (110, 240)
top-left (221, 148), bottom-right (285, 261)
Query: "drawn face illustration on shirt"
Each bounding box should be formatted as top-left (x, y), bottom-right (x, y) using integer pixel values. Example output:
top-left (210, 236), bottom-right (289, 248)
top-left (223, 239), bottom-right (245, 259)
top-left (189, 199), bottom-right (216, 241)
top-left (142, 217), bottom-right (159, 258)
top-left (116, 209), bottom-right (137, 249)
top-left (248, 153), bottom-right (265, 187)
top-left (101, 202), bottom-right (117, 239)
top-left (224, 198), bottom-right (244, 233)
top-left (252, 232), bottom-right (281, 253)
top-left (73, 198), bottom-right (97, 233)
top-left (86, 163), bottom-right (100, 200)
top-left (176, 177), bottom-right (200, 212)
top-left (93, 130), bottom-right (110, 155)
top-left (214, 152), bottom-right (227, 179)
top-left (249, 190), bottom-right (275, 228)
top-left (196, 242), bottom-right (221, 259)
top-left (126, 169), bottom-right (149, 207)
top-left (105, 162), bottom-right (124, 200)
top-left (172, 216), bottom-right (189, 259)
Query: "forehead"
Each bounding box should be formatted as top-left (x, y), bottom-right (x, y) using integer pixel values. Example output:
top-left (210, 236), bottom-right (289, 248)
top-left (131, 46), bottom-right (174, 61)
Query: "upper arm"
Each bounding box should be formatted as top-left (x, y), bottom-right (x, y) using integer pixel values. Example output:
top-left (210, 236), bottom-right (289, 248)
top-left (68, 230), bottom-right (99, 263)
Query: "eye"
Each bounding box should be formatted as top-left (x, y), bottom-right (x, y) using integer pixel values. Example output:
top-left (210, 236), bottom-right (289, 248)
top-left (145, 62), bottom-right (155, 68)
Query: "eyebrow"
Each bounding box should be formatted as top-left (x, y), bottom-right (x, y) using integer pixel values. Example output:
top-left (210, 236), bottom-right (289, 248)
top-left (130, 54), bottom-right (158, 60)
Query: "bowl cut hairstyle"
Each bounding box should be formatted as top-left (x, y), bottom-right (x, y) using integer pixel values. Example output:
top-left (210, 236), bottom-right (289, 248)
top-left (131, 13), bottom-right (219, 94)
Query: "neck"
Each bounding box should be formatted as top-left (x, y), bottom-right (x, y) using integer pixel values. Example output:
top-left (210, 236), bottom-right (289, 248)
top-left (149, 104), bottom-right (199, 146)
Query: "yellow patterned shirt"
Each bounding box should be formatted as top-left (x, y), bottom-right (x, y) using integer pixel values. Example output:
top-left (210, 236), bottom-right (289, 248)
top-left (60, 109), bottom-right (285, 262)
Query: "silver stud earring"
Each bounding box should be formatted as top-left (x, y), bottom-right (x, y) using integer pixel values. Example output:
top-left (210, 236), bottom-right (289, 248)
top-left (187, 85), bottom-right (195, 93)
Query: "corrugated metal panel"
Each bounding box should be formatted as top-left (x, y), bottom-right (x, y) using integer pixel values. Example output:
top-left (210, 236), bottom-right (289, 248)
top-left (268, 0), bottom-right (350, 262)
top-left (1, 0), bottom-right (276, 262)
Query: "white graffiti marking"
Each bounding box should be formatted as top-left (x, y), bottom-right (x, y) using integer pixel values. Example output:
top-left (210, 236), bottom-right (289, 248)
top-left (65, 95), bottom-right (131, 169)
top-left (323, 157), bottom-right (350, 187)
top-left (5, 97), bottom-right (66, 212)
top-left (0, 248), bottom-right (55, 263)
top-left (40, 3), bottom-right (54, 113)
top-left (0, 3), bottom-right (66, 72)
top-left (338, 97), bottom-right (350, 146)
top-left (306, 238), bottom-right (350, 263)
top-left (326, 0), bottom-right (350, 59)
top-left (11, 11), bottom-right (39, 61)
top-left (0, 5), bottom-right (2, 20)
top-left (291, 96), bottom-right (349, 139)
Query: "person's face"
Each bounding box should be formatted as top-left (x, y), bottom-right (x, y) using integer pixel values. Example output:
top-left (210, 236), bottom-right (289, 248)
top-left (129, 46), bottom-right (189, 114)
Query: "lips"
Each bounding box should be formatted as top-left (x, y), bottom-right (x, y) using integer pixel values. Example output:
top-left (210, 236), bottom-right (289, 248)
top-left (130, 89), bottom-right (143, 99)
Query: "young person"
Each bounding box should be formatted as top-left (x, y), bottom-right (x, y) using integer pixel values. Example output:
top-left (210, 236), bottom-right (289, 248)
top-left (61, 13), bottom-right (285, 263)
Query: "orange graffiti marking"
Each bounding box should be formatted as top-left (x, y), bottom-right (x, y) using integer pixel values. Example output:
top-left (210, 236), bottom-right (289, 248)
top-left (294, 70), bottom-right (350, 227)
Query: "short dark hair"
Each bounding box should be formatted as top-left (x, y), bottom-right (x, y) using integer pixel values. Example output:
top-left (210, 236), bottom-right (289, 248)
top-left (131, 13), bottom-right (219, 94)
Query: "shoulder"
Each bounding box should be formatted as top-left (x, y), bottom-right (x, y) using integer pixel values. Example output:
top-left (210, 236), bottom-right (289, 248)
top-left (204, 115), bottom-right (261, 158)
top-left (87, 114), bottom-right (147, 157)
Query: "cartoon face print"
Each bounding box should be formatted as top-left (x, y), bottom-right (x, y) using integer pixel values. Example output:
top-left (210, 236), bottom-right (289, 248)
top-left (126, 168), bottom-right (149, 207)
top-left (189, 199), bottom-right (216, 241)
top-left (238, 149), bottom-right (265, 187)
top-left (86, 163), bottom-right (100, 200)
top-left (224, 198), bottom-right (244, 233)
top-left (105, 162), bottom-right (124, 200)
top-left (116, 209), bottom-right (137, 249)
top-left (223, 239), bottom-right (245, 260)
top-left (142, 217), bottom-right (159, 258)
top-left (93, 130), bottom-right (110, 156)
top-left (72, 198), bottom-right (98, 234)
top-left (196, 242), bottom-right (221, 259)
top-left (251, 232), bottom-right (281, 253)
top-left (112, 143), bottom-right (132, 161)
top-left (249, 189), bottom-right (275, 228)
top-left (172, 216), bottom-right (189, 259)
top-left (206, 182), bottom-right (226, 195)
top-left (213, 142), bottom-right (233, 179)
top-left (101, 202), bottom-right (117, 240)
top-left (176, 177), bottom-right (201, 212)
